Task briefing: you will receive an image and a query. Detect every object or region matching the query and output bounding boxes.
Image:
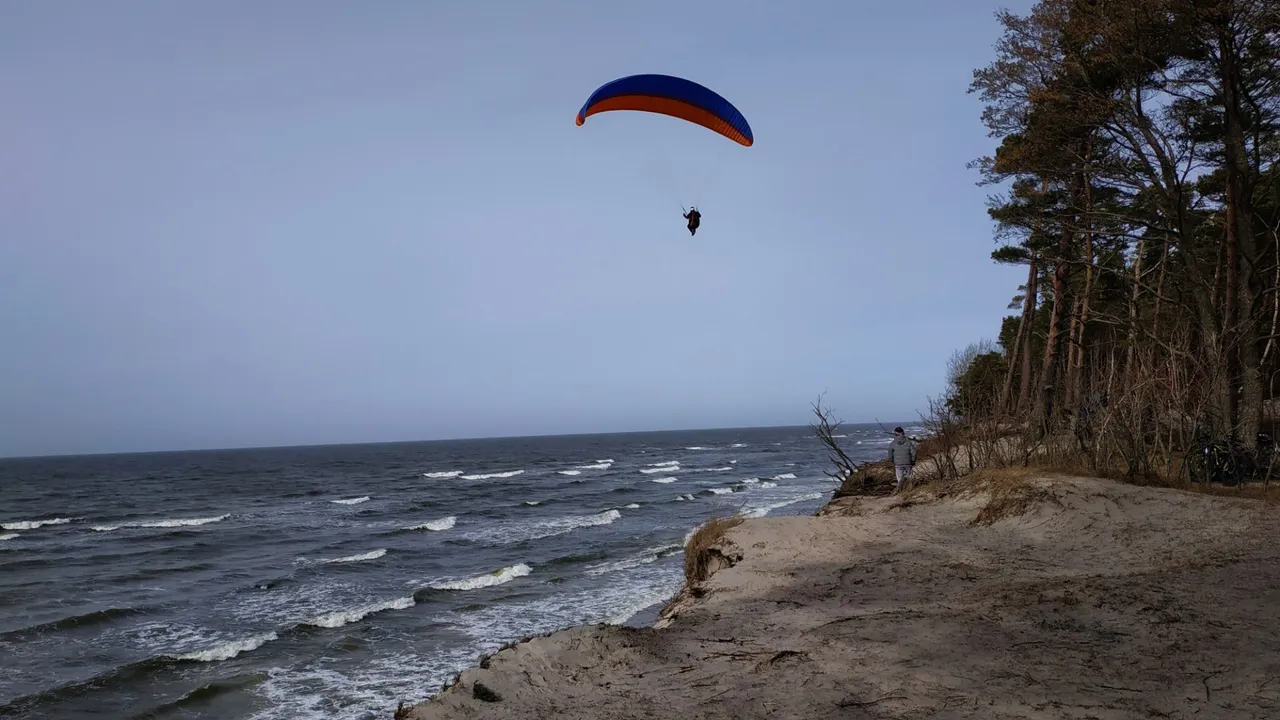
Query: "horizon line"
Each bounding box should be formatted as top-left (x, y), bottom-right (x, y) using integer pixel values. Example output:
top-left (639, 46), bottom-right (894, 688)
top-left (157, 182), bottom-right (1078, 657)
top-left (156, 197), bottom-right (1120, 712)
top-left (0, 419), bottom-right (922, 463)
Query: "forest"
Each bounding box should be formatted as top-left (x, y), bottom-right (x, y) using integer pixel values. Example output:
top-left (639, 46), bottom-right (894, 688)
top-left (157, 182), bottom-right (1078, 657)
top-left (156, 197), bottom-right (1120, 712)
top-left (943, 0), bottom-right (1280, 483)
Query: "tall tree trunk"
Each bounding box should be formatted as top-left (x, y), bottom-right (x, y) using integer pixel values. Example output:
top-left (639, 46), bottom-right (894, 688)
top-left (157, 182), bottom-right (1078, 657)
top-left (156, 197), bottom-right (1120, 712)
top-left (1070, 189), bottom-right (1095, 410)
top-left (1002, 257), bottom-right (1038, 414)
top-left (1152, 239), bottom-right (1170, 338)
top-left (1018, 257), bottom-right (1040, 413)
top-left (1126, 235), bottom-right (1147, 386)
top-left (1031, 178), bottom-right (1080, 437)
top-left (1218, 6), bottom-right (1263, 447)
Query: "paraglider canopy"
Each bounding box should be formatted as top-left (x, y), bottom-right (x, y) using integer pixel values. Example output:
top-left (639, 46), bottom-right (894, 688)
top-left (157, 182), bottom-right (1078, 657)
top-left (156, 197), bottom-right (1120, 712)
top-left (575, 74), bottom-right (754, 147)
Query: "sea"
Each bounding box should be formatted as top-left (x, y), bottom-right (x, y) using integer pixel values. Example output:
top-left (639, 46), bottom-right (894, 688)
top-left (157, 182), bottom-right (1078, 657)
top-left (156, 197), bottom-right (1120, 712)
top-left (0, 423), bottom-right (914, 720)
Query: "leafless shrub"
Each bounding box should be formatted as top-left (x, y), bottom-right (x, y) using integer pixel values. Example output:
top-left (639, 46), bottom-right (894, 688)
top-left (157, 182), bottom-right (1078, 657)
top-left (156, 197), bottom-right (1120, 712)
top-left (810, 393), bottom-right (860, 483)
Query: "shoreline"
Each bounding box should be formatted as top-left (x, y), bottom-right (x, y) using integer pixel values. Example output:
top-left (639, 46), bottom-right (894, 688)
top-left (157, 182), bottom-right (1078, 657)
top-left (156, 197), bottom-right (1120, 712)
top-left (400, 468), bottom-right (1280, 718)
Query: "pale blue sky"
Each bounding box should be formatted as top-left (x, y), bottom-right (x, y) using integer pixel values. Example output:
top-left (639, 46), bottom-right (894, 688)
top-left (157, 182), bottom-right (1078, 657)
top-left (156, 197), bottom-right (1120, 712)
top-left (1, 0), bottom-right (1033, 457)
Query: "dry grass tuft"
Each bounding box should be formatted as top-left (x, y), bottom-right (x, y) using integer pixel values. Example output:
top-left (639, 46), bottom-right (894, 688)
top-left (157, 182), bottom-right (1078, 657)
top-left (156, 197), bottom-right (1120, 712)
top-left (833, 461), bottom-right (898, 499)
top-left (684, 514), bottom-right (745, 585)
top-left (958, 467), bottom-right (1061, 526)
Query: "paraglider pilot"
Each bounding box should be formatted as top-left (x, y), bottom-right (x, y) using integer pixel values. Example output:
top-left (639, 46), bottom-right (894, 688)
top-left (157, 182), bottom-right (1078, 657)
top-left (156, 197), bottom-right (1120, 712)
top-left (683, 207), bottom-right (701, 236)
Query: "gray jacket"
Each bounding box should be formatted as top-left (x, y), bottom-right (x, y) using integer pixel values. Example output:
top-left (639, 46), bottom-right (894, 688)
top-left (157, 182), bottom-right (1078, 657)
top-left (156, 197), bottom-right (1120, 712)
top-left (887, 436), bottom-right (916, 466)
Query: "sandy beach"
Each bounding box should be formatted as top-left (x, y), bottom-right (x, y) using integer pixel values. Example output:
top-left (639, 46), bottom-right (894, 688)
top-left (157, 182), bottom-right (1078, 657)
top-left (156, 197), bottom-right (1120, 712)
top-left (402, 470), bottom-right (1280, 719)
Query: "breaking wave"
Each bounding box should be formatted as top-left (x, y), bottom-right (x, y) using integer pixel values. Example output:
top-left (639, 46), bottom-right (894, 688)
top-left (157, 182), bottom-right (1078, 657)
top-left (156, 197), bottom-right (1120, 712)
top-left (428, 563), bottom-right (531, 591)
top-left (407, 517), bottom-right (455, 532)
top-left (1, 518), bottom-right (71, 531)
top-left (461, 470), bottom-right (525, 480)
top-left (330, 496), bottom-right (370, 505)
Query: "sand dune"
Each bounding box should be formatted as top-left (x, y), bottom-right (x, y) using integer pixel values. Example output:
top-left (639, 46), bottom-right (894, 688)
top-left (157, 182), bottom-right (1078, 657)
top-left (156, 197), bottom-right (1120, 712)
top-left (403, 473), bottom-right (1280, 719)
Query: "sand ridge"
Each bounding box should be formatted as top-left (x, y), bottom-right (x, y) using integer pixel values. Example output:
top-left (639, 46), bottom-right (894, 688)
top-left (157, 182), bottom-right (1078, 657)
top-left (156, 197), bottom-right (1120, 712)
top-left (403, 473), bottom-right (1280, 719)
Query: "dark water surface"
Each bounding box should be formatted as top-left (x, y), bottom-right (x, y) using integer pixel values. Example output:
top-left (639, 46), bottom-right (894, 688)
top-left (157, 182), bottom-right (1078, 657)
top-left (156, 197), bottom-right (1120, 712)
top-left (0, 424), bottom-right (911, 719)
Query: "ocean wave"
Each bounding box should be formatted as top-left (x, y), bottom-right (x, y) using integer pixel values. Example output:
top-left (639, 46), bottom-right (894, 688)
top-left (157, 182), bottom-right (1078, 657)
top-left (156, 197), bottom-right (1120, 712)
top-left (584, 544), bottom-right (683, 576)
top-left (484, 509), bottom-right (622, 545)
top-left (523, 501), bottom-right (541, 506)
top-left (428, 563), bottom-right (531, 591)
top-left (424, 471), bottom-right (463, 478)
top-left (557, 470), bottom-right (581, 476)
top-left (0, 533), bottom-right (17, 541)
top-left (674, 493), bottom-right (696, 501)
top-left (461, 470), bottom-right (525, 480)
top-left (1, 517), bottom-right (71, 531)
top-left (650, 477), bottom-right (677, 484)
top-left (685, 446), bottom-right (708, 450)
top-left (303, 596), bottom-right (415, 629)
top-left (167, 631), bottom-right (278, 662)
top-left (773, 473), bottom-right (797, 480)
top-left (759, 481), bottom-right (778, 488)
top-left (407, 517), bottom-right (455, 532)
top-left (688, 466), bottom-right (733, 473)
top-left (744, 492), bottom-right (824, 518)
top-left (575, 461), bottom-right (613, 470)
top-left (330, 496), bottom-right (370, 505)
top-left (90, 514), bottom-right (229, 532)
top-left (0, 606), bottom-right (149, 642)
top-left (706, 487), bottom-right (736, 495)
top-left (730, 443), bottom-right (748, 448)
top-left (623, 503), bottom-right (641, 509)
top-left (321, 549), bottom-right (387, 564)
top-left (639, 465), bottom-right (678, 474)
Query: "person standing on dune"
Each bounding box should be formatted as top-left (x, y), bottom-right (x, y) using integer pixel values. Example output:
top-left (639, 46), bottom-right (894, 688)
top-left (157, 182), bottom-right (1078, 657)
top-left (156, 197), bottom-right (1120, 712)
top-left (887, 426), bottom-right (916, 492)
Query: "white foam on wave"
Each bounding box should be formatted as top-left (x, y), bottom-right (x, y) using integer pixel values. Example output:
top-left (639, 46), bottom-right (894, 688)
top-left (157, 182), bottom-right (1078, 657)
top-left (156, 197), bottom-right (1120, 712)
top-left (647, 460), bottom-right (679, 467)
top-left (674, 493), bottom-right (696, 501)
top-left (773, 473), bottom-right (797, 480)
top-left (685, 446), bottom-right (708, 450)
top-left (461, 470), bottom-right (525, 480)
top-left (745, 492), bottom-right (825, 518)
top-left (741, 478), bottom-right (760, 484)
top-left (575, 462), bottom-right (612, 470)
top-left (330, 496), bottom-right (370, 505)
top-left (557, 470), bottom-right (581, 476)
top-left (408, 517), bottom-right (455, 532)
top-left (707, 487), bottom-right (735, 495)
top-left (729, 460), bottom-right (738, 464)
top-left (759, 481), bottom-right (778, 488)
top-left (91, 514), bottom-right (230, 532)
top-left (449, 561), bottom-right (684, 648)
top-left (1, 518), bottom-right (71, 531)
top-left (304, 596), bottom-right (415, 629)
top-left (141, 514), bottom-right (230, 528)
top-left (523, 501), bottom-right (541, 506)
top-left (169, 631), bottom-right (278, 662)
top-left (639, 465), bottom-right (678, 474)
top-left (429, 563), bottom-right (531, 591)
top-left (650, 477), bottom-right (677, 484)
top-left (584, 543), bottom-right (683, 576)
top-left (424, 471), bottom-right (463, 478)
top-left (321, 549), bottom-right (387, 564)
top-left (624, 503), bottom-right (641, 509)
top-left (0, 533), bottom-right (17, 541)
top-left (481, 509), bottom-right (622, 545)
top-left (245, 644), bottom-right (483, 720)
top-left (730, 443), bottom-right (748, 448)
